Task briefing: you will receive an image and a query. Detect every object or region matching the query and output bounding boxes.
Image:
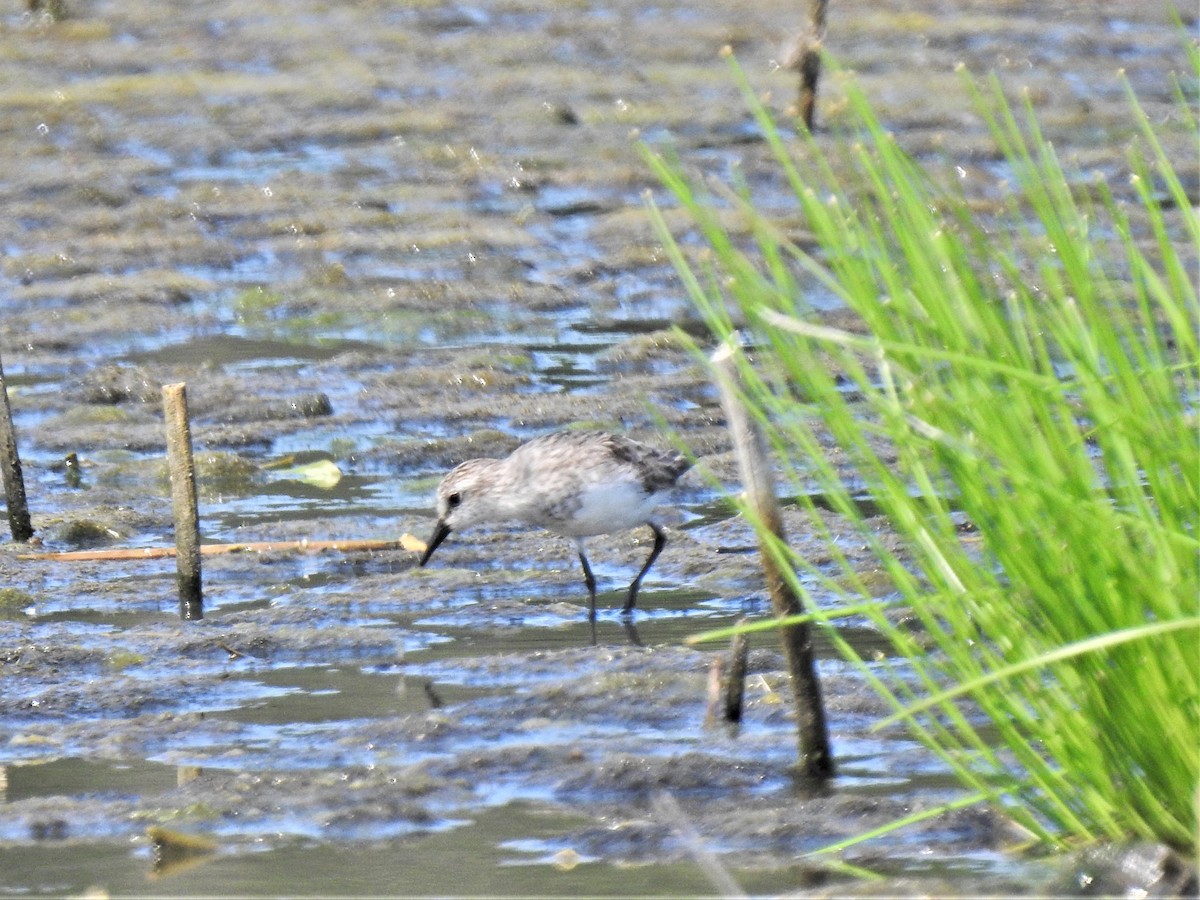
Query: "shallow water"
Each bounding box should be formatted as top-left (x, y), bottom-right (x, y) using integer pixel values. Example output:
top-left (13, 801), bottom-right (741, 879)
top-left (0, 0), bottom-right (1193, 895)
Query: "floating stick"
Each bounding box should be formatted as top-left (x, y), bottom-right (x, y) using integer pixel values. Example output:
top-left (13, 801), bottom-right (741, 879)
top-left (19, 537), bottom-right (414, 562)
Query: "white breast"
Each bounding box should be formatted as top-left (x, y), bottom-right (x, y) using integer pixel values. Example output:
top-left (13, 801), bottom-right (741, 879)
top-left (541, 480), bottom-right (663, 537)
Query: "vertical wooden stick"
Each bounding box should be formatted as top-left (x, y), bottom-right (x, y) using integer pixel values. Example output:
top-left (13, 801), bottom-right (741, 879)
top-left (711, 339), bottom-right (834, 778)
top-left (162, 383), bottom-right (203, 620)
top-left (723, 619), bottom-right (750, 724)
top-left (796, 0), bottom-right (825, 131)
top-left (0, 352), bottom-right (34, 542)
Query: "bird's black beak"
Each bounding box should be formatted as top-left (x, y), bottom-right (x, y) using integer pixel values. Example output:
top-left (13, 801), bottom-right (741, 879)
top-left (419, 520), bottom-right (452, 566)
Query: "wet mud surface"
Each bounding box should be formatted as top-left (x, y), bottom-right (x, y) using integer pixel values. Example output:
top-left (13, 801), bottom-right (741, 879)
top-left (0, 0), bottom-right (1194, 894)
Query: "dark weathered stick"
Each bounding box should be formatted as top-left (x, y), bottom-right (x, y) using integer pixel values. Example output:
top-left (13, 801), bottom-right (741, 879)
top-left (162, 383), bottom-right (203, 621)
top-left (0, 352), bottom-right (34, 542)
top-left (711, 339), bottom-right (834, 778)
top-left (785, 0), bottom-right (829, 131)
top-left (723, 619), bottom-right (750, 724)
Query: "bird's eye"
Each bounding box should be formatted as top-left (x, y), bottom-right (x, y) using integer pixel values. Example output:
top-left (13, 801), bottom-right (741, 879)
top-left (447, 491), bottom-right (462, 509)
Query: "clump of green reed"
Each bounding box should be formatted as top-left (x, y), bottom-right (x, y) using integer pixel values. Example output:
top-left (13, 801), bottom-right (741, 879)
top-left (644, 53), bottom-right (1198, 851)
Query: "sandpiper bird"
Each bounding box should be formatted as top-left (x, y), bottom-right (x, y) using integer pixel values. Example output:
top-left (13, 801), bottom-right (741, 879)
top-left (419, 431), bottom-right (691, 619)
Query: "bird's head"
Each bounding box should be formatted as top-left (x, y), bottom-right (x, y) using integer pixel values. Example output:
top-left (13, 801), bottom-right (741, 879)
top-left (418, 458), bottom-right (503, 566)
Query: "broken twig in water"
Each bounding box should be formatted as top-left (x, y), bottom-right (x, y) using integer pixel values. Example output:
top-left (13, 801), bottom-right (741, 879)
top-left (782, 0), bottom-right (829, 131)
top-left (0, 351), bottom-right (33, 542)
top-left (724, 618), bottom-right (750, 724)
top-left (217, 642), bottom-right (248, 660)
top-left (710, 338), bottom-right (834, 778)
top-left (162, 383), bottom-right (203, 621)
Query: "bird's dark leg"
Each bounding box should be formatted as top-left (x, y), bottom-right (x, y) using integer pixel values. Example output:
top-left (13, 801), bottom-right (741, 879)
top-left (623, 523), bottom-right (666, 616)
top-left (622, 619), bottom-right (643, 647)
top-left (576, 541), bottom-right (597, 621)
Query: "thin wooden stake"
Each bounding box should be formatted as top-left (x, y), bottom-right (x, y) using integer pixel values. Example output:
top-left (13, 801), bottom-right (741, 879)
top-left (711, 339), bottom-right (834, 778)
top-left (162, 383), bottom-right (203, 621)
top-left (723, 619), bottom-right (750, 724)
top-left (0, 352), bottom-right (33, 542)
top-left (783, 0), bottom-right (829, 131)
